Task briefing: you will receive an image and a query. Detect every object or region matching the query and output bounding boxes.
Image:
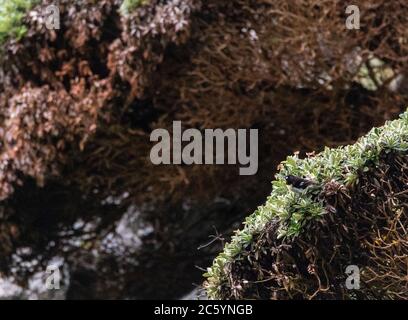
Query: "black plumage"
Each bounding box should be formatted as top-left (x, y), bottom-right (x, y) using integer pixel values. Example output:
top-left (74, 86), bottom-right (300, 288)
top-left (285, 175), bottom-right (315, 189)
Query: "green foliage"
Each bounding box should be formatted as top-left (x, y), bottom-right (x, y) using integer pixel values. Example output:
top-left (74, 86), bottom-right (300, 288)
top-left (0, 0), bottom-right (37, 45)
top-left (355, 56), bottom-right (395, 91)
top-left (205, 109), bottom-right (408, 299)
top-left (0, 0), bottom-right (151, 45)
top-left (120, 0), bottom-right (150, 14)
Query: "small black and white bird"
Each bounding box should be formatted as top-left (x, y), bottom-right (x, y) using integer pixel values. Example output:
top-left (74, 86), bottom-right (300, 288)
top-left (285, 175), bottom-right (316, 189)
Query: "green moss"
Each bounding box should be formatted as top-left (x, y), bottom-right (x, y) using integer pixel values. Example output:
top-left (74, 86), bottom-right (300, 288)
top-left (0, 0), bottom-right (38, 45)
top-left (205, 109), bottom-right (408, 299)
top-left (120, 0), bottom-right (150, 15)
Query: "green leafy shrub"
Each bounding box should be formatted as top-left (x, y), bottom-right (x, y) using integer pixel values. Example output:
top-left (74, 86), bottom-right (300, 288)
top-left (205, 110), bottom-right (408, 299)
top-left (120, 0), bottom-right (149, 14)
top-left (0, 0), bottom-right (37, 45)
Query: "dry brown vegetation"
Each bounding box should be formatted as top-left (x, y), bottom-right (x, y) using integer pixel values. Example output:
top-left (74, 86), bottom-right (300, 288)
top-left (0, 0), bottom-right (407, 298)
